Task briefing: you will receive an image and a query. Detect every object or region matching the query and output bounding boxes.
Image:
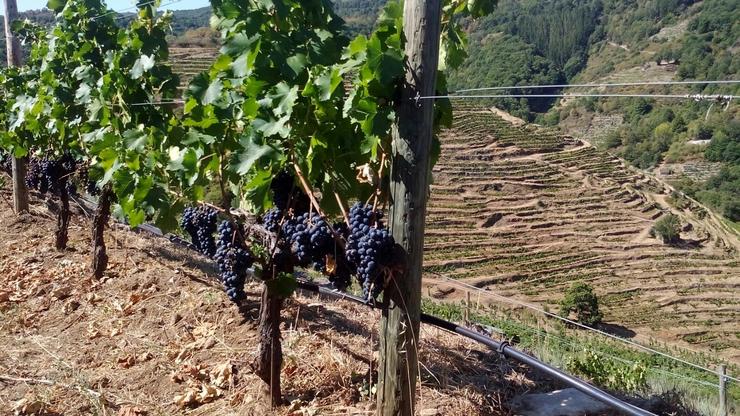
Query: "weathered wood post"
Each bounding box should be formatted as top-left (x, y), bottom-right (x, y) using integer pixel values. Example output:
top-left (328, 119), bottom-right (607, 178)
top-left (465, 290), bottom-right (471, 322)
top-left (718, 364), bottom-right (727, 416)
top-left (377, 0), bottom-right (442, 415)
top-left (3, 0), bottom-right (29, 214)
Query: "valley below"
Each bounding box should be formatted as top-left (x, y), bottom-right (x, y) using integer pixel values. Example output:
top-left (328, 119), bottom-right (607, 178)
top-left (423, 104), bottom-right (740, 364)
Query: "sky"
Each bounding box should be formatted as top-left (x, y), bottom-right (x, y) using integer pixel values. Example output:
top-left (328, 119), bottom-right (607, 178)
top-left (18, 0), bottom-right (211, 12)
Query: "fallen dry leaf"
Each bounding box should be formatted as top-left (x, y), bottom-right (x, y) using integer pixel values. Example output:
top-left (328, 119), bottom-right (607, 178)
top-left (209, 362), bottom-right (233, 389)
top-left (86, 293), bottom-right (102, 304)
top-left (287, 399), bottom-right (304, 413)
top-left (173, 389), bottom-right (198, 408)
top-left (117, 355), bottom-right (136, 368)
top-left (142, 284), bottom-right (158, 295)
top-left (196, 383), bottom-right (222, 402)
top-left (122, 293), bottom-right (144, 314)
top-left (20, 312), bottom-right (39, 328)
top-left (118, 406), bottom-right (148, 416)
top-left (173, 382), bottom-right (221, 408)
top-left (192, 322), bottom-right (216, 339)
top-left (50, 285), bottom-right (71, 300)
top-left (171, 363), bottom-right (208, 383)
top-left (63, 300), bottom-right (80, 314)
top-left (174, 337), bottom-right (215, 363)
top-left (12, 397), bottom-right (44, 415)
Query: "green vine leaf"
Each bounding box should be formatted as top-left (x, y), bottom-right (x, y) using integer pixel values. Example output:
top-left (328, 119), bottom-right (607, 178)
top-left (235, 135), bottom-right (277, 175)
top-left (266, 273), bottom-right (297, 298)
top-left (131, 54), bottom-right (156, 79)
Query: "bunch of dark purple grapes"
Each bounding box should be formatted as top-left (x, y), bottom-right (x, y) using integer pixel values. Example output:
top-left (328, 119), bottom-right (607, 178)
top-left (0, 152), bottom-right (12, 174)
top-left (25, 153), bottom-right (78, 196)
top-left (180, 206), bottom-right (218, 257)
top-left (281, 212), bottom-right (312, 266)
top-left (215, 221), bottom-right (254, 301)
top-left (270, 170), bottom-right (310, 214)
top-left (262, 208), bottom-right (282, 233)
top-left (345, 203), bottom-right (395, 300)
top-left (76, 163), bottom-right (100, 196)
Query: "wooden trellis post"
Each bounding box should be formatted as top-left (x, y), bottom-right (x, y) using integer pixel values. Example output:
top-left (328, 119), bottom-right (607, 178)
top-left (3, 0), bottom-right (29, 214)
top-left (718, 364), bottom-right (727, 416)
top-left (377, 0), bottom-right (442, 415)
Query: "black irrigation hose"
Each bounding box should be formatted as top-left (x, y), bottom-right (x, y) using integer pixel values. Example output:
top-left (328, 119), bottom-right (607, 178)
top-left (421, 314), bottom-right (656, 416)
top-left (296, 280), bottom-right (657, 416)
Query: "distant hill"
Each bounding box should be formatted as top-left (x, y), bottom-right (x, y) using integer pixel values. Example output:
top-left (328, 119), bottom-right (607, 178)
top-left (0, 6), bottom-right (210, 64)
top-left (425, 104), bottom-right (740, 365)
top-left (1, 2), bottom-right (376, 60)
top-left (168, 6), bottom-right (210, 34)
top-left (441, 0), bottom-right (740, 225)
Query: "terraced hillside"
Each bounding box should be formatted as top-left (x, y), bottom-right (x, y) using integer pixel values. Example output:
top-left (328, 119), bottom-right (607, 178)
top-left (169, 47), bottom-right (219, 93)
top-left (424, 104), bottom-right (740, 363)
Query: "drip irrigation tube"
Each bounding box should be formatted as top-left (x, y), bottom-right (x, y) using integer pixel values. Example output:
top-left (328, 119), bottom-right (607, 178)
top-left (297, 280), bottom-right (657, 416)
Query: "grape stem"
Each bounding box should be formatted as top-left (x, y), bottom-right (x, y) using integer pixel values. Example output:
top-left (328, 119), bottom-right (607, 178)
top-left (372, 151), bottom-right (387, 213)
top-left (334, 191), bottom-right (350, 227)
top-left (291, 162), bottom-right (346, 249)
top-left (291, 163), bottom-right (323, 217)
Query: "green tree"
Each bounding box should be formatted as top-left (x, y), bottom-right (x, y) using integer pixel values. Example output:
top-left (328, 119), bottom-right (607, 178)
top-left (653, 213), bottom-right (682, 244)
top-left (559, 282), bottom-right (603, 327)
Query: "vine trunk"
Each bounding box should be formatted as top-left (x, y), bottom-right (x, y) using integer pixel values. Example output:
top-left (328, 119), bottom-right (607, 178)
top-left (91, 184), bottom-right (113, 278)
top-left (256, 286), bottom-right (283, 406)
top-left (54, 185), bottom-right (70, 250)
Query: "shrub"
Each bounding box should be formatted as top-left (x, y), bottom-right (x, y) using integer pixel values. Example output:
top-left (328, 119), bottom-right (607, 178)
top-left (559, 282), bottom-right (603, 327)
top-left (667, 191), bottom-right (690, 210)
top-left (567, 350), bottom-right (647, 392)
top-left (603, 131), bottom-right (622, 149)
top-left (653, 214), bottom-right (682, 244)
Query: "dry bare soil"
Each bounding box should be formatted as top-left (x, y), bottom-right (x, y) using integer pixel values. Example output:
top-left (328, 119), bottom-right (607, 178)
top-left (423, 104), bottom-right (740, 363)
top-left (0, 187), bottom-right (565, 415)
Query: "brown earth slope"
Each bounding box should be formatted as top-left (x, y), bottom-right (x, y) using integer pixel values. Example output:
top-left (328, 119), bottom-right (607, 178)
top-left (0, 186), bottom-right (560, 415)
top-left (423, 104), bottom-right (740, 363)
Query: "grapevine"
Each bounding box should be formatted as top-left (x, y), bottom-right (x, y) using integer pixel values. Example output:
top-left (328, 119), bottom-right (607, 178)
top-left (0, 0), bottom-right (495, 408)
